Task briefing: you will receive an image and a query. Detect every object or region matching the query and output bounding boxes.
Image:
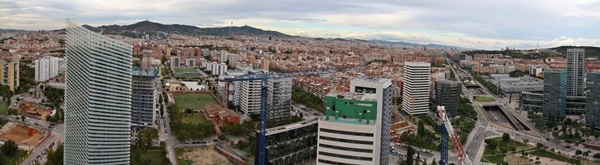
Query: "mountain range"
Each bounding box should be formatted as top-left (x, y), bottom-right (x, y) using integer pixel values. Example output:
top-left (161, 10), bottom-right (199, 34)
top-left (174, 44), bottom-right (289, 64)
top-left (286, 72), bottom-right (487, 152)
top-left (78, 21), bottom-right (465, 49)
top-left (82, 20), bottom-right (290, 38)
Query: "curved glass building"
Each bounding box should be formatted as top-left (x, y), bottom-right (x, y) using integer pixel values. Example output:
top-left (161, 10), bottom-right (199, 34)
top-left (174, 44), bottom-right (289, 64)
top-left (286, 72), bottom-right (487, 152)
top-left (64, 20), bottom-right (132, 165)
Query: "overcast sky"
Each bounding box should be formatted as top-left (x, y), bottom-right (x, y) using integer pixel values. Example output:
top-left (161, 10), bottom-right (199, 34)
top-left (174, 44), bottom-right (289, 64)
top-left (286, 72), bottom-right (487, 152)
top-left (1, 0), bottom-right (599, 49)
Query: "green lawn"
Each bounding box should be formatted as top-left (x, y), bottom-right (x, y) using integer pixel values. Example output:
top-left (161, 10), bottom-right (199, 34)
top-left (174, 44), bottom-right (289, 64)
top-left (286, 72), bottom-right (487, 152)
top-left (176, 148), bottom-right (194, 165)
top-left (0, 101), bottom-right (9, 115)
top-left (132, 147), bottom-right (168, 165)
top-left (475, 96), bottom-right (496, 102)
top-left (529, 149), bottom-right (580, 165)
top-left (173, 93), bottom-right (217, 124)
top-left (2, 150), bottom-right (27, 165)
top-left (173, 93), bottom-right (217, 110)
top-left (481, 137), bottom-right (531, 164)
top-left (173, 68), bottom-right (198, 73)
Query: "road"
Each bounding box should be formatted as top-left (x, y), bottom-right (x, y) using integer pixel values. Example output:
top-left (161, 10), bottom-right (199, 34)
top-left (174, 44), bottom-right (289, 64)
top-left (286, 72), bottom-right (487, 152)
top-left (156, 78), bottom-right (178, 165)
top-left (449, 60), bottom-right (578, 160)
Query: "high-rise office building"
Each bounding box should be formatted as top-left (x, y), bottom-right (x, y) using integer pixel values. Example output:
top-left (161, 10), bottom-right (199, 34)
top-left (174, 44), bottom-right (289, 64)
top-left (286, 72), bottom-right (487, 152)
top-left (543, 69), bottom-right (567, 120)
top-left (435, 80), bottom-right (462, 116)
top-left (402, 62), bottom-right (431, 115)
top-left (0, 58), bottom-right (19, 91)
top-left (567, 48), bottom-right (585, 96)
top-left (64, 21), bottom-right (132, 164)
top-left (240, 80), bottom-right (262, 117)
top-left (34, 56), bottom-right (59, 82)
top-left (258, 117), bottom-right (318, 165)
top-left (131, 67), bottom-right (158, 128)
top-left (586, 72), bottom-right (600, 130)
top-left (317, 78), bottom-right (392, 165)
top-left (267, 77), bottom-right (292, 121)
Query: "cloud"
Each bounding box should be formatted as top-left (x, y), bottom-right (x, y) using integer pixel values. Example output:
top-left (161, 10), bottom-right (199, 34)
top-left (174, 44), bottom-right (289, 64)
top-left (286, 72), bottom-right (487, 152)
top-left (0, 0), bottom-right (598, 49)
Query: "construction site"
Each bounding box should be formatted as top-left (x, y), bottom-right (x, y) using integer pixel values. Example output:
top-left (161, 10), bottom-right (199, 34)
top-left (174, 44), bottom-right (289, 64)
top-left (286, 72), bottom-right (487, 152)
top-left (18, 102), bottom-right (53, 120)
top-left (0, 122), bottom-right (45, 149)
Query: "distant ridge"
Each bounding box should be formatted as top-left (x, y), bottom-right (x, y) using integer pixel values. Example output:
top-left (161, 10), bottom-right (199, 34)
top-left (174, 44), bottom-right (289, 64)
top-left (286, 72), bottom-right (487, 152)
top-left (82, 20), bottom-right (290, 38)
top-left (0, 29), bottom-right (31, 33)
top-left (369, 39), bottom-right (469, 50)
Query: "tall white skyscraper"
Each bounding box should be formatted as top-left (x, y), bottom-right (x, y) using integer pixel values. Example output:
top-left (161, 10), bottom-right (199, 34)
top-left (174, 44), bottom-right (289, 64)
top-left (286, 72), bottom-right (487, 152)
top-left (317, 78), bottom-right (392, 164)
top-left (34, 56), bottom-right (59, 82)
top-left (64, 21), bottom-right (132, 165)
top-left (402, 62), bottom-right (431, 115)
top-left (567, 48), bottom-right (585, 96)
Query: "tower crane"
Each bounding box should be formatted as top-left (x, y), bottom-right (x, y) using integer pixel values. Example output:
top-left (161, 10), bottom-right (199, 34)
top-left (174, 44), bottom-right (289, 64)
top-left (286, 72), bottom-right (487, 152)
top-left (438, 106), bottom-right (472, 165)
top-left (219, 70), bottom-right (290, 165)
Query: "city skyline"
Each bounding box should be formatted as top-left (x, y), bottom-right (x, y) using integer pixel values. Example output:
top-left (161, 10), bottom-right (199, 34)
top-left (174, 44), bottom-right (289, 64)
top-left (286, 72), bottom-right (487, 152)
top-left (1, 0), bottom-right (599, 49)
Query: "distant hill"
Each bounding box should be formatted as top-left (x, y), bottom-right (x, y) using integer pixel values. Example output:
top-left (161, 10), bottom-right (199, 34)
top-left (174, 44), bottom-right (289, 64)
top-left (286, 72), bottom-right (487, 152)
top-left (83, 21), bottom-right (290, 38)
top-left (551, 46), bottom-right (600, 58)
top-left (0, 29), bottom-right (31, 33)
top-left (369, 40), bottom-right (468, 50)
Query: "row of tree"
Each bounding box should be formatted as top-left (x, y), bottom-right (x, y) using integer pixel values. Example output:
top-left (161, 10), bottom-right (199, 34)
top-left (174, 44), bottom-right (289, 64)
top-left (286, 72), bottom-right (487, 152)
top-left (291, 87), bottom-right (325, 112)
top-left (167, 105), bottom-right (216, 141)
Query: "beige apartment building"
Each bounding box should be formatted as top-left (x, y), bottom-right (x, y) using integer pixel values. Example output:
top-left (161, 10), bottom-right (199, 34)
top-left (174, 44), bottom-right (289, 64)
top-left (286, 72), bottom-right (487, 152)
top-left (0, 58), bottom-right (19, 91)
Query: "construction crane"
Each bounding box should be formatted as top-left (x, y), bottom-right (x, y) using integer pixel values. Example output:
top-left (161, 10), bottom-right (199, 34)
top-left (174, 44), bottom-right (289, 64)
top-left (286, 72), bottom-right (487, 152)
top-left (437, 106), bottom-right (472, 165)
top-left (219, 70), bottom-right (289, 165)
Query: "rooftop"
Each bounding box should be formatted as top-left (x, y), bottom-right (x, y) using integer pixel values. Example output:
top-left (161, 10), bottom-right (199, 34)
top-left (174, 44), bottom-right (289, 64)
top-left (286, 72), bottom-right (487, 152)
top-left (265, 117), bottom-right (319, 135)
top-left (327, 91), bottom-right (377, 102)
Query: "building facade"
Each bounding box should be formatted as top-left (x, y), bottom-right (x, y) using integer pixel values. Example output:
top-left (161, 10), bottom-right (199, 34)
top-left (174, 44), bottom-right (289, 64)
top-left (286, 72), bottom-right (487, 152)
top-left (587, 72), bottom-right (600, 130)
top-left (402, 62), bottom-right (431, 115)
top-left (543, 69), bottom-right (567, 120)
top-left (64, 21), bottom-right (132, 164)
top-left (267, 77), bottom-right (292, 121)
top-left (435, 80), bottom-right (462, 116)
top-left (0, 58), bottom-right (19, 91)
top-left (34, 56), bottom-right (59, 82)
top-left (317, 78), bottom-right (392, 165)
top-left (131, 67), bottom-right (158, 128)
top-left (566, 48), bottom-right (585, 96)
top-left (170, 56), bottom-right (180, 68)
top-left (240, 80), bottom-right (262, 117)
top-left (258, 117), bottom-right (318, 165)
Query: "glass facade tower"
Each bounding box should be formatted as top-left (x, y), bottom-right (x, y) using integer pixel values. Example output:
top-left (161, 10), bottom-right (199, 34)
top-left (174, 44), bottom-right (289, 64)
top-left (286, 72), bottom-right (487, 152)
top-left (64, 21), bottom-right (132, 165)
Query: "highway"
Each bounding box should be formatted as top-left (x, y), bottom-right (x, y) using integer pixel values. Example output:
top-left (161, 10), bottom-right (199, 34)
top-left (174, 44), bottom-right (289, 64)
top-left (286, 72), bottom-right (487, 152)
top-left (449, 60), bottom-right (579, 160)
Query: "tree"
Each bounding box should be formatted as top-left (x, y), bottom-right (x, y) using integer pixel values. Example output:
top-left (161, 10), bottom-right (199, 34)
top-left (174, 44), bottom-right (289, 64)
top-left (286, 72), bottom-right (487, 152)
top-left (406, 146), bottom-right (415, 165)
top-left (136, 128), bottom-right (159, 150)
top-left (576, 149), bottom-right (583, 155)
top-left (2, 140), bottom-right (18, 156)
top-left (417, 121), bottom-right (425, 137)
top-left (502, 133), bottom-right (510, 142)
top-left (594, 153), bottom-right (600, 158)
top-left (21, 115), bottom-right (25, 122)
top-left (430, 158), bottom-right (437, 165)
top-left (564, 118), bottom-right (572, 126)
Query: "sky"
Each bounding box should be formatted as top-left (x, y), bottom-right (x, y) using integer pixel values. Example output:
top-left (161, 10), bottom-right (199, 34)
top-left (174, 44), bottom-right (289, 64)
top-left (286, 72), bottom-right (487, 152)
top-left (1, 0), bottom-right (600, 49)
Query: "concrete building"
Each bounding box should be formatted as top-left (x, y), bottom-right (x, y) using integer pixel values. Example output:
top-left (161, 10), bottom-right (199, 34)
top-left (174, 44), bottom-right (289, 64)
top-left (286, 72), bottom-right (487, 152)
top-left (258, 117), bottom-right (318, 165)
top-left (435, 80), bottom-right (462, 116)
top-left (543, 69), bottom-right (567, 120)
top-left (267, 77), bottom-right (292, 121)
top-left (317, 78), bottom-right (392, 165)
top-left (586, 72), bottom-right (600, 130)
top-left (185, 58), bottom-right (197, 68)
top-left (34, 56), bottom-right (59, 82)
top-left (0, 58), bottom-right (19, 91)
top-left (228, 54), bottom-right (238, 68)
top-left (566, 48), bottom-right (585, 96)
top-left (530, 65), bottom-right (543, 77)
top-left (131, 67), bottom-right (158, 128)
top-left (261, 59), bottom-right (270, 71)
top-left (240, 79), bottom-right (262, 117)
top-left (520, 92), bottom-right (543, 112)
top-left (220, 50), bottom-right (228, 63)
top-left (402, 62), bottom-right (431, 115)
top-left (64, 21), bottom-right (132, 164)
top-left (170, 56), bottom-right (180, 68)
